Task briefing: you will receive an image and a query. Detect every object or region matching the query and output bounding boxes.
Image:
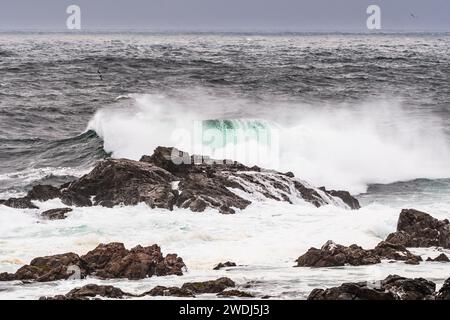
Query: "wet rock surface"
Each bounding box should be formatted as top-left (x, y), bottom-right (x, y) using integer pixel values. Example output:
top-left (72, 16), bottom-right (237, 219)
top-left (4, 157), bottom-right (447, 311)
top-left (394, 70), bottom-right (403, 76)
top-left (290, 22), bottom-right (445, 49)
top-left (81, 242), bottom-right (185, 280)
top-left (2, 146), bottom-right (360, 214)
top-left (143, 286), bottom-right (195, 297)
top-left (213, 261), bottom-right (237, 270)
top-left (296, 240), bottom-right (422, 267)
top-left (308, 274), bottom-right (437, 300)
top-left (0, 242), bottom-right (185, 282)
top-left (2, 197), bottom-right (38, 209)
top-left (143, 277), bottom-right (237, 298)
top-left (181, 277), bottom-right (236, 294)
top-left (40, 284), bottom-right (131, 300)
top-left (27, 185), bottom-right (61, 201)
top-left (436, 277), bottom-right (450, 300)
top-left (217, 290), bottom-right (255, 298)
top-left (386, 209), bottom-right (450, 249)
top-left (0, 252), bottom-right (87, 282)
top-left (41, 208), bottom-right (73, 220)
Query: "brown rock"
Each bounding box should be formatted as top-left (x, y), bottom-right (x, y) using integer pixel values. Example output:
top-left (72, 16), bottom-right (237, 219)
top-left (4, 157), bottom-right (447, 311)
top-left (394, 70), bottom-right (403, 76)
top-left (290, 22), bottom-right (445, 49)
top-left (40, 284), bottom-right (130, 300)
top-left (81, 243), bottom-right (185, 280)
top-left (386, 209), bottom-right (450, 249)
top-left (181, 277), bottom-right (235, 294)
top-left (218, 290), bottom-right (254, 298)
top-left (436, 277), bottom-right (450, 300)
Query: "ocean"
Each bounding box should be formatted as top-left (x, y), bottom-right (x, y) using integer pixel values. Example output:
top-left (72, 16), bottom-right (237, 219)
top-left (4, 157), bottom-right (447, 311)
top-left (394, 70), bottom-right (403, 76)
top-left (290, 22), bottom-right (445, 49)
top-left (0, 32), bottom-right (449, 299)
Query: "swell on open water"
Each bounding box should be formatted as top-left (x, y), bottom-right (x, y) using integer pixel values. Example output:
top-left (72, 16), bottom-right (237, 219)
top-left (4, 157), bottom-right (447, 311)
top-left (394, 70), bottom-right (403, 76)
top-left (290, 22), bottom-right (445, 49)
top-left (0, 33), bottom-right (449, 299)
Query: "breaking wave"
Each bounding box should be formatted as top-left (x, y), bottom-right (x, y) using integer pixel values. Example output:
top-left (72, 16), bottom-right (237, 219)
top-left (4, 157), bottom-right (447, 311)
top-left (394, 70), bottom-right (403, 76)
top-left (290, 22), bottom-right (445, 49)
top-left (87, 91), bottom-right (450, 194)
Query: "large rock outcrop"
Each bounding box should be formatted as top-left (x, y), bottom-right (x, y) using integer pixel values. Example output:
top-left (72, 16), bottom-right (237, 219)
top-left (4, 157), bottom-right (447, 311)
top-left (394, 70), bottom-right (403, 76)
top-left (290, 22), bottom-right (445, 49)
top-left (62, 159), bottom-right (177, 209)
top-left (296, 240), bottom-right (422, 267)
top-left (0, 242), bottom-right (185, 282)
top-left (81, 242), bottom-right (185, 280)
top-left (386, 209), bottom-right (450, 249)
top-left (1, 146), bottom-right (361, 213)
top-left (308, 275), bottom-right (436, 300)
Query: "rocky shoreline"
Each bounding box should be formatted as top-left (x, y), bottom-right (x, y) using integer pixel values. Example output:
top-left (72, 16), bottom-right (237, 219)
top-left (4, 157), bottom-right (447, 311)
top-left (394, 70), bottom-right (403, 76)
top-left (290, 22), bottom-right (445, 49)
top-left (0, 147), bottom-right (449, 300)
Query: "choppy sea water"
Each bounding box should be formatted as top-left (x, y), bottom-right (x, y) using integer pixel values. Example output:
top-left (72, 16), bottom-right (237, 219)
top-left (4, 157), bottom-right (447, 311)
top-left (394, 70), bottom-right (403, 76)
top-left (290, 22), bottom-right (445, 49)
top-left (0, 32), bottom-right (449, 299)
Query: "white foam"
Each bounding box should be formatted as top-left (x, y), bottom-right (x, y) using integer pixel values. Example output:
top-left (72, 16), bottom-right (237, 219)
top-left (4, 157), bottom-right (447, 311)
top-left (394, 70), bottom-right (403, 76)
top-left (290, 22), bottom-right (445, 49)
top-left (0, 199), bottom-right (449, 299)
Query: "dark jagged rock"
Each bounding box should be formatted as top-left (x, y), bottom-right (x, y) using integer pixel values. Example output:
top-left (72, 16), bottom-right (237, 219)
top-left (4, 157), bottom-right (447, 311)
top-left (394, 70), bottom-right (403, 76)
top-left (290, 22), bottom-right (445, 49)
top-left (62, 159), bottom-right (176, 209)
top-left (81, 242), bottom-right (185, 280)
top-left (218, 290), bottom-right (255, 298)
top-left (0, 252), bottom-right (87, 282)
top-left (386, 209), bottom-right (450, 249)
top-left (40, 284), bottom-right (130, 300)
top-left (0, 242), bottom-right (185, 282)
top-left (140, 147), bottom-right (359, 212)
top-left (2, 197), bottom-right (38, 209)
top-left (60, 190), bottom-right (92, 207)
top-left (181, 277), bottom-right (235, 294)
top-left (308, 275), bottom-right (436, 300)
top-left (27, 185), bottom-right (61, 201)
top-left (381, 275), bottom-right (436, 300)
top-left (176, 173), bottom-right (251, 214)
top-left (308, 282), bottom-right (396, 300)
top-left (372, 241), bottom-right (422, 265)
top-left (296, 240), bottom-right (422, 268)
top-left (319, 187), bottom-right (361, 210)
top-left (20, 146), bottom-right (359, 213)
top-left (436, 277), bottom-right (450, 300)
top-left (143, 286), bottom-right (194, 298)
top-left (41, 208), bottom-right (73, 220)
top-left (426, 253), bottom-right (450, 262)
top-left (213, 261), bottom-right (237, 270)
top-left (296, 241), bottom-right (381, 267)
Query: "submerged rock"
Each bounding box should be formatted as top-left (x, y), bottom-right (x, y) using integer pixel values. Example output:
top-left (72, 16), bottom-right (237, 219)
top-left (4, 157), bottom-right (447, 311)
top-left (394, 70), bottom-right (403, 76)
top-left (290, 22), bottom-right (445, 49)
top-left (0, 242), bottom-right (185, 282)
top-left (213, 261), bottom-right (237, 270)
top-left (386, 209), bottom-right (450, 249)
top-left (41, 208), bottom-right (72, 220)
top-left (40, 284), bottom-right (130, 300)
top-left (181, 277), bottom-right (236, 294)
top-left (308, 274), bottom-right (436, 300)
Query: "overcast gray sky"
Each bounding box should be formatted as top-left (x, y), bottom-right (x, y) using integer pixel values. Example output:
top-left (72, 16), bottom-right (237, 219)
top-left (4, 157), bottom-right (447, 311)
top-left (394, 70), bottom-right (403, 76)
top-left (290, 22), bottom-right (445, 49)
top-left (0, 0), bottom-right (449, 31)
